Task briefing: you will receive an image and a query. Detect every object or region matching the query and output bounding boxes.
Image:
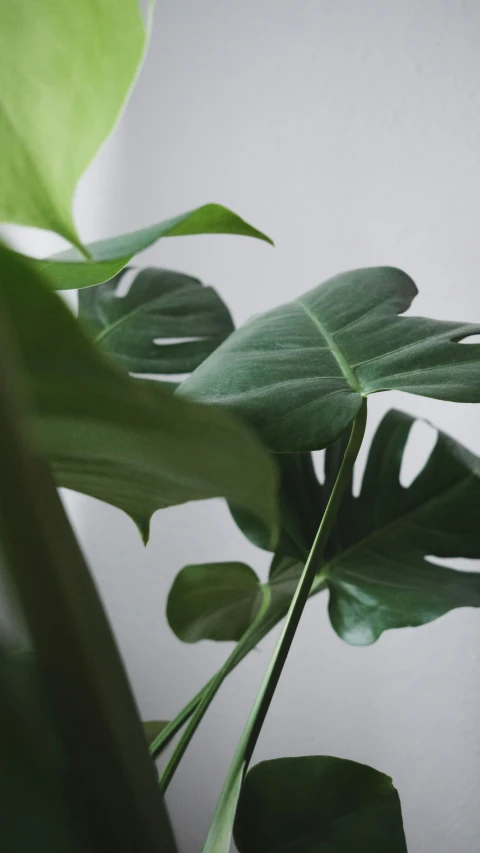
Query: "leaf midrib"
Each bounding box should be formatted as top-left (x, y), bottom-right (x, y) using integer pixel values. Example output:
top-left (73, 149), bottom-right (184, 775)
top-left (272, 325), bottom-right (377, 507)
top-left (296, 299), bottom-right (362, 394)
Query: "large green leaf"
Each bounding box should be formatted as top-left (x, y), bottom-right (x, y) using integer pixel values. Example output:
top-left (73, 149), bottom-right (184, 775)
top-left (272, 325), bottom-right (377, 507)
top-left (143, 720), bottom-right (169, 748)
top-left (326, 409), bottom-right (480, 644)
top-left (79, 266), bottom-right (234, 376)
top-left (0, 649), bottom-right (76, 853)
top-left (26, 204), bottom-right (273, 290)
top-left (230, 452), bottom-right (324, 561)
top-left (0, 245), bottom-right (278, 542)
top-left (234, 756), bottom-right (407, 853)
top-left (0, 301), bottom-right (177, 853)
top-left (179, 267), bottom-right (480, 451)
top-left (0, 0), bottom-right (149, 250)
top-left (167, 411), bottom-right (480, 647)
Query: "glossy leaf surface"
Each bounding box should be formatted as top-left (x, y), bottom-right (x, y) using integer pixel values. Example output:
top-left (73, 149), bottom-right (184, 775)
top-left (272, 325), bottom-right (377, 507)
top-left (29, 205), bottom-right (273, 290)
top-left (0, 0), bottom-right (147, 249)
top-left (79, 266), bottom-right (234, 376)
top-left (180, 267), bottom-right (480, 451)
top-left (168, 411), bottom-right (480, 647)
top-left (167, 563), bottom-right (263, 642)
top-left (167, 556), bottom-right (305, 644)
top-left (0, 246), bottom-right (277, 541)
top-left (234, 756), bottom-right (407, 853)
top-left (326, 409), bottom-right (480, 644)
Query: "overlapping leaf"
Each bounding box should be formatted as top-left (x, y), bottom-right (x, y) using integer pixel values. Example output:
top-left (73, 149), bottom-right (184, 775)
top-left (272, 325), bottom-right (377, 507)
top-left (326, 409), bottom-right (480, 644)
top-left (0, 302), bottom-right (177, 853)
top-left (167, 411), bottom-right (480, 648)
top-left (28, 205), bottom-right (273, 290)
top-left (179, 267), bottom-right (480, 451)
top-left (0, 0), bottom-right (149, 250)
top-left (79, 266), bottom-right (234, 377)
top-left (234, 756), bottom-right (407, 853)
top-left (0, 246), bottom-right (278, 542)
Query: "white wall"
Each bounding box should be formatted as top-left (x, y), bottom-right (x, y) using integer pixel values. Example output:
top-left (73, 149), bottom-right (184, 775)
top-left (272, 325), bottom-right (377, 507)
top-left (71, 2), bottom-right (480, 850)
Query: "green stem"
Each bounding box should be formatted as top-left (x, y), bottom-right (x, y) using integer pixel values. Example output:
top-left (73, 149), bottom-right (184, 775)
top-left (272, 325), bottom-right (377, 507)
top-left (202, 400), bottom-right (367, 853)
top-left (149, 575), bottom-right (328, 761)
top-left (159, 586), bottom-right (272, 791)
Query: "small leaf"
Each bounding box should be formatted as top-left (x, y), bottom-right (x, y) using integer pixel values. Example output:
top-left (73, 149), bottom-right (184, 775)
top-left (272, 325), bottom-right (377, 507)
top-left (325, 409), bottom-right (480, 644)
top-left (234, 756), bottom-right (407, 853)
top-left (24, 205), bottom-right (273, 290)
top-left (167, 557), bottom-right (304, 645)
top-left (78, 266), bottom-right (234, 376)
top-left (167, 563), bottom-right (263, 643)
top-left (0, 245), bottom-right (278, 541)
top-left (179, 266), bottom-right (480, 451)
top-left (143, 720), bottom-right (169, 748)
top-left (0, 0), bottom-right (148, 249)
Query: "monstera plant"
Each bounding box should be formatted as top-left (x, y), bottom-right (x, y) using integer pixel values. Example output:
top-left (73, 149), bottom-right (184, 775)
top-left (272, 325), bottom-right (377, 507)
top-left (1, 3), bottom-right (480, 853)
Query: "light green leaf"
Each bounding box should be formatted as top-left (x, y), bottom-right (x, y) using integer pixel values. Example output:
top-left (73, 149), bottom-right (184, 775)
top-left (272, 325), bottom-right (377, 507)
top-left (179, 267), bottom-right (480, 451)
top-left (79, 266), bottom-right (234, 376)
top-left (26, 205), bottom-right (273, 290)
top-left (0, 0), bottom-right (148, 250)
top-left (325, 409), bottom-right (480, 644)
top-left (234, 756), bottom-right (407, 853)
top-left (0, 298), bottom-right (177, 853)
top-left (0, 245), bottom-right (278, 542)
top-left (143, 720), bottom-right (169, 748)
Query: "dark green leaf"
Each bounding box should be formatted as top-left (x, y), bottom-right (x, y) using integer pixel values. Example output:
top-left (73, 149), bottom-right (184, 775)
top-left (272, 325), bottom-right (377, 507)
top-left (325, 409), bottom-right (480, 644)
top-left (230, 452), bottom-right (325, 561)
top-left (0, 246), bottom-right (278, 542)
top-left (167, 556), bottom-right (306, 644)
top-left (25, 205), bottom-right (273, 290)
top-left (143, 720), bottom-right (169, 748)
top-left (0, 0), bottom-right (148, 251)
top-left (168, 411), bottom-right (480, 648)
top-left (0, 300), bottom-right (177, 853)
top-left (0, 648), bottom-right (76, 853)
top-left (234, 756), bottom-right (407, 853)
top-left (179, 267), bottom-right (480, 451)
top-left (78, 266), bottom-right (234, 376)
top-left (167, 563), bottom-right (263, 643)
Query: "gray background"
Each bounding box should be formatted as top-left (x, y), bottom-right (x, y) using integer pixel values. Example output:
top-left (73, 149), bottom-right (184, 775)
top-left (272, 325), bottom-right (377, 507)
top-left (18, 1), bottom-right (480, 850)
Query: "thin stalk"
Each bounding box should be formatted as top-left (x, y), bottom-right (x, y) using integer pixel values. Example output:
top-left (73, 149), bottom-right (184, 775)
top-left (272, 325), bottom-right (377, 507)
top-left (159, 586), bottom-right (272, 791)
top-left (202, 400), bottom-right (367, 853)
top-left (149, 577), bottom-right (329, 760)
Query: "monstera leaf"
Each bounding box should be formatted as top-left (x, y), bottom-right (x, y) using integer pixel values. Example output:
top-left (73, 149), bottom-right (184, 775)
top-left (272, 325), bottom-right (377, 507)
top-left (0, 0), bottom-right (149, 250)
top-left (234, 757), bottom-right (407, 853)
top-left (179, 267), bottom-right (480, 451)
top-left (167, 411), bottom-right (480, 648)
top-left (79, 266), bottom-right (234, 377)
top-left (326, 409), bottom-right (480, 644)
top-left (0, 246), bottom-right (277, 542)
top-left (27, 205), bottom-right (273, 290)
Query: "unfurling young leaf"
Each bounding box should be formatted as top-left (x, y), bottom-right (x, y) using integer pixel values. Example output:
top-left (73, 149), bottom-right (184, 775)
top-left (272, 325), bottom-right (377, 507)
top-left (234, 756), bottom-right (408, 853)
top-left (179, 267), bottom-right (480, 451)
top-left (0, 245), bottom-right (278, 543)
top-left (79, 266), bottom-right (234, 378)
